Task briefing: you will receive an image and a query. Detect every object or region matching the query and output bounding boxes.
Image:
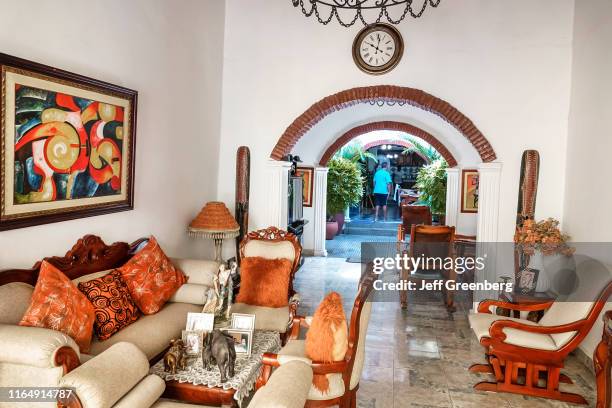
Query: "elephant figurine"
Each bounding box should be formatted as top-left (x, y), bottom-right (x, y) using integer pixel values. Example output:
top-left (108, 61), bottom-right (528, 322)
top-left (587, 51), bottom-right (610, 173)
top-left (164, 339), bottom-right (187, 374)
top-left (202, 329), bottom-right (236, 382)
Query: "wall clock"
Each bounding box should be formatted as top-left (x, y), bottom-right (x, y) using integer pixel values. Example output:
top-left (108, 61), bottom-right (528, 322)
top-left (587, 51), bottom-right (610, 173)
top-left (352, 23), bottom-right (404, 75)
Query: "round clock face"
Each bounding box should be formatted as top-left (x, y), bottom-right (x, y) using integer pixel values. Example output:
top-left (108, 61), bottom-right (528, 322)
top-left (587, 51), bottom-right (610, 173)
top-left (353, 24), bottom-right (403, 75)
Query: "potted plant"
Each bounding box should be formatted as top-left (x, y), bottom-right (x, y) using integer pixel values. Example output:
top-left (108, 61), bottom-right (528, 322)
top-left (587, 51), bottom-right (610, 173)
top-left (415, 159), bottom-right (448, 223)
top-left (514, 218), bottom-right (574, 292)
top-left (326, 158), bottom-right (363, 237)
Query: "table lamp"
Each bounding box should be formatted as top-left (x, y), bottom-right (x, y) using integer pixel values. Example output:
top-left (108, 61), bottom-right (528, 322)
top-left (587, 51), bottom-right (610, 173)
top-left (188, 202), bottom-right (240, 262)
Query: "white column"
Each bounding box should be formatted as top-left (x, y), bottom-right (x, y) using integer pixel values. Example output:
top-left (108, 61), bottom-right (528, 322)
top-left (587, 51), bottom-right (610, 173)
top-left (474, 162), bottom-right (503, 309)
top-left (445, 168), bottom-right (460, 227)
top-left (476, 162), bottom-right (503, 242)
top-left (313, 167), bottom-right (328, 257)
top-left (265, 160), bottom-right (292, 229)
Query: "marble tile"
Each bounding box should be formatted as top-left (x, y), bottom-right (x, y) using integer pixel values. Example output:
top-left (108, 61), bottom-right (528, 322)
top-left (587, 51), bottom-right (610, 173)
top-left (292, 256), bottom-right (598, 408)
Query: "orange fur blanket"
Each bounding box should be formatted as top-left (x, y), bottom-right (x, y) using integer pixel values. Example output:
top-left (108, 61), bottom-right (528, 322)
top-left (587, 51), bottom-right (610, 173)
top-left (305, 291), bottom-right (348, 394)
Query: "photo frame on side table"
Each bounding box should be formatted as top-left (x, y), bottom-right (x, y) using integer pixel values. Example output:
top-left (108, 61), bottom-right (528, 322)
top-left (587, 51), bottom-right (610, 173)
top-left (186, 312), bottom-right (215, 332)
top-left (0, 53), bottom-right (138, 231)
top-left (516, 268), bottom-right (539, 295)
top-left (224, 329), bottom-right (253, 355)
top-left (182, 330), bottom-right (204, 356)
top-left (231, 313), bottom-right (255, 331)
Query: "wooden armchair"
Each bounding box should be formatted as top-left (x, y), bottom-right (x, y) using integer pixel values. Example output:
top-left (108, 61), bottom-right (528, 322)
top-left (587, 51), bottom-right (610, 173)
top-left (233, 227), bottom-right (302, 344)
top-left (396, 204), bottom-right (432, 243)
top-left (399, 225), bottom-right (456, 311)
top-left (468, 259), bottom-right (612, 405)
top-left (595, 310), bottom-right (611, 408)
top-left (257, 271), bottom-right (376, 408)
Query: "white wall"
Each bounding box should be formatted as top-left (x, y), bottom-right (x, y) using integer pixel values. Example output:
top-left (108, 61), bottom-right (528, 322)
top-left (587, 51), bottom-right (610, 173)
top-left (218, 0), bottom-right (575, 249)
top-left (0, 0), bottom-right (225, 269)
top-left (563, 0), bottom-right (612, 358)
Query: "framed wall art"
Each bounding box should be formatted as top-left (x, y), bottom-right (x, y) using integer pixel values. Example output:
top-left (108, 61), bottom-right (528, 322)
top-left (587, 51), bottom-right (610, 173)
top-left (295, 166), bottom-right (314, 207)
top-left (461, 169), bottom-right (479, 213)
top-left (0, 53), bottom-right (137, 231)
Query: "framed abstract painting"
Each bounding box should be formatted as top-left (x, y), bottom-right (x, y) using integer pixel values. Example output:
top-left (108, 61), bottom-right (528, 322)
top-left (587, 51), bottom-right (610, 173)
top-left (461, 169), bottom-right (479, 213)
top-left (0, 53), bottom-right (137, 230)
top-left (295, 166), bottom-right (314, 207)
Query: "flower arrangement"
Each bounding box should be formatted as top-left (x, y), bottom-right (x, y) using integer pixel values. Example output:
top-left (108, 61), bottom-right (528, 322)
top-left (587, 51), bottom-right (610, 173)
top-left (514, 218), bottom-right (574, 256)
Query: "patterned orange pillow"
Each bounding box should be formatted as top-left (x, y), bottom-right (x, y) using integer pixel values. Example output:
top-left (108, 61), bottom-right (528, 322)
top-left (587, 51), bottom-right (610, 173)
top-left (78, 270), bottom-right (141, 340)
top-left (117, 236), bottom-right (187, 314)
top-left (235, 257), bottom-right (293, 307)
top-left (19, 261), bottom-right (95, 353)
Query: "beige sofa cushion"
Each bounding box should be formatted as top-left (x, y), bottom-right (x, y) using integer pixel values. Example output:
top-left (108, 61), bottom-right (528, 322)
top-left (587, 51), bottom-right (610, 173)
top-left (169, 258), bottom-right (219, 287)
top-left (88, 303), bottom-right (201, 359)
top-left (469, 312), bottom-right (558, 351)
top-left (168, 283), bottom-right (208, 305)
top-left (230, 303), bottom-right (291, 333)
top-left (113, 374), bottom-right (165, 408)
top-left (0, 282), bottom-right (33, 324)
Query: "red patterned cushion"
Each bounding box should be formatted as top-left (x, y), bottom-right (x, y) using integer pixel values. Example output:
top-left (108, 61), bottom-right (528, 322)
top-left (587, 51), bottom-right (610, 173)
top-left (117, 236), bottom-right (187, 314)
top-left (78, 270), bottom-right (141, 340)
top-left (20, 261), bottom-right (95, 353)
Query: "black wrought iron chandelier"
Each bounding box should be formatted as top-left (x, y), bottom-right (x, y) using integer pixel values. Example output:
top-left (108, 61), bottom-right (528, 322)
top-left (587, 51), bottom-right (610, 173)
top-left (291, 0), bottom-right (442, 27)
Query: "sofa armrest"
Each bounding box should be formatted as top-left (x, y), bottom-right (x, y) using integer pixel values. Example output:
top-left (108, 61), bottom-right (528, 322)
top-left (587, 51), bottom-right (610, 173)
top-left (59, 342), bottom-right (149, 408)
top-left (0, 324), bottom-right (80, 370)
top-left (170, 257), bottom-right (219, 287)
top-left (250, 361), bottom-right (313, 408)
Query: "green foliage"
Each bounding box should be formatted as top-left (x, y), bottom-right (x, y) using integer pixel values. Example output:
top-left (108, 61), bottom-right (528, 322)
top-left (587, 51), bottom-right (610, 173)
top-left (415, 159), bottom-right (448, 215)
top-left (335, 141), bottom-right (378, 169)
top-left (402, 136), bottom-right (443, 163)
top-left (326, 158), bottom-right (363, 216)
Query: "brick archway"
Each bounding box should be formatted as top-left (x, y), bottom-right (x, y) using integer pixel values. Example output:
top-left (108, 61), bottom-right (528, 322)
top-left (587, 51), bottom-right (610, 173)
top-left (270, 85), bottom-right (496, 163)
top-left (318, 121), bottom-right (458, 167)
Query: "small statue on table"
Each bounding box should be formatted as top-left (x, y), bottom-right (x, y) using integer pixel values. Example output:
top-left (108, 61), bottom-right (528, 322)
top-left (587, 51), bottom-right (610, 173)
top-left (163, 339), bottom-right (187, 374)
top-left (202, 259), bottom-right (238, 326)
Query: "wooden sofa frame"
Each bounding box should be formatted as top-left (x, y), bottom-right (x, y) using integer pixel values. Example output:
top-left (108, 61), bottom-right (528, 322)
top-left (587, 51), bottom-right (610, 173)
top-left (470, 281), bottom-right (612, 405)
top-left (595, 310), bottom-right (611, 408)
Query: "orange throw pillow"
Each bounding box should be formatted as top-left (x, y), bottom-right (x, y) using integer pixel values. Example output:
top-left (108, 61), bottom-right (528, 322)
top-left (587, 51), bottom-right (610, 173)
top-left (78, 270), bottom-right (141, 340)
top-left (20, 261), bottom-right (95, 353)
top-left (235, 257), bottom-right (293, 308)
top-left (305, 292), bottom-right (348, 393)
top-left (117, 236), bottom-right (187, 314)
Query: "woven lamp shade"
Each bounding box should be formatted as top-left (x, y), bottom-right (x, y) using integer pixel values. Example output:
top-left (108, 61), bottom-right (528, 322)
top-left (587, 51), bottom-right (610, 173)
top-left (188, 202), bottom-right (239, 239)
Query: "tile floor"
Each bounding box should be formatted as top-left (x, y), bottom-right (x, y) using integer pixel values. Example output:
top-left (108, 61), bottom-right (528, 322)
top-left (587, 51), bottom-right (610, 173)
top-left (293, 257), bottom-right (597, 408)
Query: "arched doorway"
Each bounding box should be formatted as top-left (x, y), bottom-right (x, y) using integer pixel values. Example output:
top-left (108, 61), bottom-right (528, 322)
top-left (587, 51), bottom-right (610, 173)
top-left (265, 85), bottom-right (501, 257)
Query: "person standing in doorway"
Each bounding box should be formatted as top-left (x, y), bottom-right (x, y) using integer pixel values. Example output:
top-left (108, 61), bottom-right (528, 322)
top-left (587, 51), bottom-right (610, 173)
top-left (373, 162), bottom-right (392, 222)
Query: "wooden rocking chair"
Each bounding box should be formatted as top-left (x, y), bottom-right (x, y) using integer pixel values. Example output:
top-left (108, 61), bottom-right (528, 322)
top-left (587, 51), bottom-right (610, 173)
top-left (468, 258), bottom-right (612, 404)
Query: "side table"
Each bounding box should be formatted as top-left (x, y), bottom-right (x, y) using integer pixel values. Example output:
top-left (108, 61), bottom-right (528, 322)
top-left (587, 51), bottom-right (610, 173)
top-left (497, 291), bottom-right (555, 322)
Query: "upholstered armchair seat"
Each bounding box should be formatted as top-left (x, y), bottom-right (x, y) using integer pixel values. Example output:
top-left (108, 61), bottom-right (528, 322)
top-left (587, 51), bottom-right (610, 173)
top-left (468, 312), bottom-right (558, 351)
top-left (230, 303), bottom-right (292, 333)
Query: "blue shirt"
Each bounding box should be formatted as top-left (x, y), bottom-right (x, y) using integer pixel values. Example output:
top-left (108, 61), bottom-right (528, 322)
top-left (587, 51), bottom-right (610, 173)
top-left (373, 169), bottom-right (392, 194)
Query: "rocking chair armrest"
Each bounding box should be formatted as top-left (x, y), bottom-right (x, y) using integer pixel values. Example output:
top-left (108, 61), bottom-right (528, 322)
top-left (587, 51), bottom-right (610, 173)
top-left (477, 299), bottom-right (555, 314)
top-left (489, 319), bottom-right (587, 341)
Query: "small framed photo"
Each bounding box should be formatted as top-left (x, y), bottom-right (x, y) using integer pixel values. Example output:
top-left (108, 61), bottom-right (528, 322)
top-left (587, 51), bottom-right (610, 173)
top-left (231, 313), bottom-right (255, 331)
top-left (182, 330), bottom-right (203, 356)
top-left (225, 329), bottom-right (252, 355)
top-left (186, 312), bottom-right (214, 332)
top-left (516, 268), bottom-right (539, 294)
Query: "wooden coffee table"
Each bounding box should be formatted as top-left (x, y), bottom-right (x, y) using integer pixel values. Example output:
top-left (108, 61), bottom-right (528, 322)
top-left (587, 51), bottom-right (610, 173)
top-left (151, 331), bottom-right (281, 407)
